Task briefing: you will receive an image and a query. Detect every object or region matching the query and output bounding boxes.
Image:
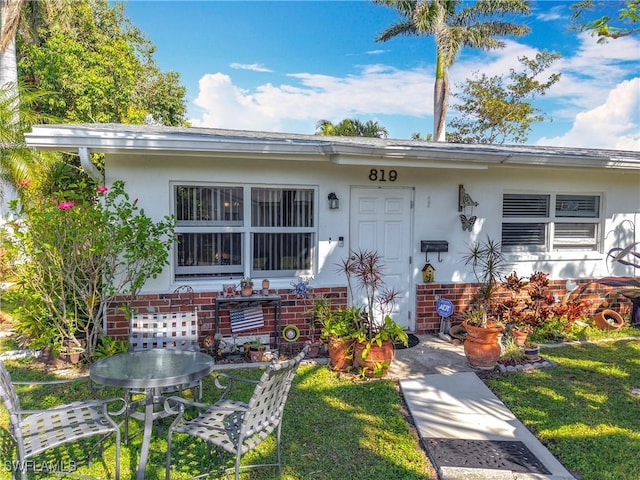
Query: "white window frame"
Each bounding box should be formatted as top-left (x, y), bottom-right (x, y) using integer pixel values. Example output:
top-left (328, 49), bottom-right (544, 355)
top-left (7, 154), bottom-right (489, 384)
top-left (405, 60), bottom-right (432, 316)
top-left (172, 182), bottom-right (317, 280)
top-left (501, 191), bottom-right (602, 253)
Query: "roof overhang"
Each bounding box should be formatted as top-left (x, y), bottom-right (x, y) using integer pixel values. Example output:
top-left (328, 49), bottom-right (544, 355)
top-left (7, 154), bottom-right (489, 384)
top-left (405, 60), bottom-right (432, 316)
top-left (24, 123), bottom-right (640, 170)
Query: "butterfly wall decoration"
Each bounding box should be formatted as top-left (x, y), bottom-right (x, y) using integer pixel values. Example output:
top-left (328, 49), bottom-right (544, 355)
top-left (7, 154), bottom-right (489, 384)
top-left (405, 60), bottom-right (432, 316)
top-left (458, 185), bottom-right (479, 232)
top-left (460, 214), bottom-right (477, 232)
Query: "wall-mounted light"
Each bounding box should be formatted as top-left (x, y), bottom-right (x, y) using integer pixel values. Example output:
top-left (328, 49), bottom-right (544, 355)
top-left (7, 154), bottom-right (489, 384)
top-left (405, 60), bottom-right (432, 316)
top-left (328, 192), bottom-right (339, 210)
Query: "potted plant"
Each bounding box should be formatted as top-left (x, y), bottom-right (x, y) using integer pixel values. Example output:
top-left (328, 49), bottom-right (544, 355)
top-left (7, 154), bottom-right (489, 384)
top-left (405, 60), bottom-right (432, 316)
top-left (499, 334), bottom-right (527, 366)
top-left (523, 342), bottom-right (541, 362)
top-left (339, 250), bottom-right (408, 377)
top-left (240, 277), bottom-right (254, 297)
top-left (261, 278), bottom-right (270, 295)
top-left (245, 337), bottom-right (265, 362)
top-left (59, 345), bottom-right (85, 364)
top-left (459, 237), bottom-right (507, 370)
top-left (315, 299), bottom-right (358, 371)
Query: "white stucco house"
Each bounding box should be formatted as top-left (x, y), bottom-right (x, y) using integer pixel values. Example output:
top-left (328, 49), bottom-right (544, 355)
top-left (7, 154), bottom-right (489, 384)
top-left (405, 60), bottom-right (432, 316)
top-left (24, 124), bottom-right (640, 343)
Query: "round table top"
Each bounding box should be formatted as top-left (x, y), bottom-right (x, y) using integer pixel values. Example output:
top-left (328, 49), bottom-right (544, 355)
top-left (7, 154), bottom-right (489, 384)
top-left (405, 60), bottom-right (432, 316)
top-left (90, 349), bottom-right (215, 390)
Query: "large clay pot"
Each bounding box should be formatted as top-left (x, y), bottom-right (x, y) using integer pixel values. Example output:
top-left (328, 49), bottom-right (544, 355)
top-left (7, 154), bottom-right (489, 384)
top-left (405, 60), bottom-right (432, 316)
top-left (328, 337), bottom-right (354, 372)
top-left (354, 340), bottom-right (395, 378)
top-left (462, 321), bottom-right (504, 370)
top-left (594, 309), bottom-right (624, 330)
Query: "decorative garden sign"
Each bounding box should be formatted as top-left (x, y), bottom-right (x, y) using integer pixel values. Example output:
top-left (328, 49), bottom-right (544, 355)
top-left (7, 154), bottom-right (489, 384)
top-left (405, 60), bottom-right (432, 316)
top-left (436, 298), bottom-right (454, 318)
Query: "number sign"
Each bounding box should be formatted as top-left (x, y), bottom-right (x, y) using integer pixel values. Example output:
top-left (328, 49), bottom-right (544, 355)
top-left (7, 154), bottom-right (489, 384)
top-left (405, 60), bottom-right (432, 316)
top-left (369, 169), bottom-right (398, 182)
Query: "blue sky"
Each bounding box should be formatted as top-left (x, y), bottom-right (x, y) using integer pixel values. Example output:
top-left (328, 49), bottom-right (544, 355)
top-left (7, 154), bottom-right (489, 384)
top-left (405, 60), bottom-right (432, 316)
top-left (123, 0), bottom-right (640, 151)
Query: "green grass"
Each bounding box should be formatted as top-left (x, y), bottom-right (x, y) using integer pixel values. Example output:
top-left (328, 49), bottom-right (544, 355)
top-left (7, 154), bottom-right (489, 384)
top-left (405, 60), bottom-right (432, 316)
top-left (484, 338), bottom-right (640, 480)
top-left (0, 356), bottom-right (434, 479)
top-left (3, 320), bottom-right (640, 479)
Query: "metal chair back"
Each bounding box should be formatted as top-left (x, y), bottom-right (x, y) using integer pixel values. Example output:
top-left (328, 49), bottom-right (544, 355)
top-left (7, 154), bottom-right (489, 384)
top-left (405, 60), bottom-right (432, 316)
top-left (165, 343), bottom-right (309, 480)
top-left (0, 359), bottom-right (121, 480)
top-left (0, 360), bottom-right (23, 444)
top-left (129, 308), bottom-right (200, 351)
top-left (237, 346), bottom-right (307, 452)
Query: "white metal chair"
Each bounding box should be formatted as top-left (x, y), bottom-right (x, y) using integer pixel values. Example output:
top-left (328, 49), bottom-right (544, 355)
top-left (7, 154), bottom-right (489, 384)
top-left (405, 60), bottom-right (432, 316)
top-left (0, 359), bottom-right (122, 480)
top-left (125, 308), bottom-right (203, 440)
top-left (164, 343), bottom-right (310, 480)
top-left (129, 308), bottom-right (201, 351)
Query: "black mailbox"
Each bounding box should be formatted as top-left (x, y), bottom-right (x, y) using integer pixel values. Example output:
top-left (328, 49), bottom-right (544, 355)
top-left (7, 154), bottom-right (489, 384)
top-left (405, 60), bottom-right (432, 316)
top-left (420, 240), bottom-right (449, 253)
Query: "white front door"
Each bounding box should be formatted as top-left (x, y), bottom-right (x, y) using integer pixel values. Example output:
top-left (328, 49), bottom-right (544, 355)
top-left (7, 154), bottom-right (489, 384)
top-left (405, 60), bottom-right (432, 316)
top-left (350, 187), bottom-right (414, 330)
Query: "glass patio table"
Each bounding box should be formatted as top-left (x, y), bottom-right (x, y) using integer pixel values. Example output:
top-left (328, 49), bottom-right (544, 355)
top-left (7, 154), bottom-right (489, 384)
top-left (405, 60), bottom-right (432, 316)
top-left (90, 349), bottom-right (215, 480)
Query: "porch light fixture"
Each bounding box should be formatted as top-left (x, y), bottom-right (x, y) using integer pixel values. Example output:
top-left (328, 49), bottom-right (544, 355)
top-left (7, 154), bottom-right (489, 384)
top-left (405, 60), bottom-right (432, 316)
top-left (328, 192), bottom-right (339, 210)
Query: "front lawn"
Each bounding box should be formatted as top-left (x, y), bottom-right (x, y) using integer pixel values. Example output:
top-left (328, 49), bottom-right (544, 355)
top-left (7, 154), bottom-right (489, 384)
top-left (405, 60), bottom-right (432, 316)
top-left (2, 328), bottom-right (640, 479)
top-left (485, 338), bottom-right (640, 480)
top-left (0, 342), bottom-right (434, 479)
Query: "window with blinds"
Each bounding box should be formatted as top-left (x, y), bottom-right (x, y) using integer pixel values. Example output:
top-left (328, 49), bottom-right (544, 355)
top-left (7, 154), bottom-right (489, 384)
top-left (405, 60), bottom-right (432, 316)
top-left (251, 188), bottom-right (314, 274)
top-left (501, 193), bottom-right (601, 252)
top-left (174, 185), bottom-right (315, 279)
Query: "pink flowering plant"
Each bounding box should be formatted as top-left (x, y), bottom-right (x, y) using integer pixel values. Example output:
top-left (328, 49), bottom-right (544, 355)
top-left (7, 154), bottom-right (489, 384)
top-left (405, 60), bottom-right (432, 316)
top-left (5, 180), bottom-right (175, 357)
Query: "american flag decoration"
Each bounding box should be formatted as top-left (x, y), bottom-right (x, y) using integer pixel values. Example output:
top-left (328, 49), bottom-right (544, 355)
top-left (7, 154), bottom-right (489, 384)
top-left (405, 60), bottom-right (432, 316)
top-left (230, 306), bottom-right (265, 332)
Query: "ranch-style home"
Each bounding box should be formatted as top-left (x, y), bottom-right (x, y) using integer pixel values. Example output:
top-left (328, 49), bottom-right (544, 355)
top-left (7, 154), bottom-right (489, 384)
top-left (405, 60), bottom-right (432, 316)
top-left (25, 124), bottom-right (640, 348)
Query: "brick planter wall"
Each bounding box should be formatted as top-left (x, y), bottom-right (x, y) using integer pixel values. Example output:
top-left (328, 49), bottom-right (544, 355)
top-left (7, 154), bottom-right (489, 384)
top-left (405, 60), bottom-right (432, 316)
top-left (416, 278), bottom-right (633, 333)
top-left (106, 287), bottom-right (348, 346)
top-left (106, 278), bottom-right (632, 342)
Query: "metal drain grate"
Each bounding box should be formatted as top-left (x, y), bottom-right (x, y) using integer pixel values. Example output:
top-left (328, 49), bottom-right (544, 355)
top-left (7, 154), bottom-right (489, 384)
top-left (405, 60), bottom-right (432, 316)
top-left (424, 438), bottom-right (552, 474)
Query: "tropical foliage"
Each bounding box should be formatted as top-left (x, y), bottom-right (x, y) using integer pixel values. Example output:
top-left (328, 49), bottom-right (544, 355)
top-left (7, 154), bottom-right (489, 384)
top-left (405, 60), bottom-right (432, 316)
top-left (375, 0), bottom-right (531, 141)
top-left (316, 118), bottom-right (389, 138)
top-left (16, 0), bottom-right (187, 125)
top-left (3, 180), bottom-right (175, 357)
top-left (338, 249), bottom-right (408, 347)
top-left (571, 0), bottom-right (640, 42)
top-left (448, 51), bottom-right (561, 144)
top-left (0, 84), bottom-right (58, 203)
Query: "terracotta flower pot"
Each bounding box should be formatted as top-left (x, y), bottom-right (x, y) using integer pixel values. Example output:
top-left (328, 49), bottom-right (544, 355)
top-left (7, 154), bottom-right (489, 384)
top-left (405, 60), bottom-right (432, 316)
top-left (511, 328), bottom-right (529, 347)
top-left (60, 347), bottom-right (84, 364)
top-left (307, 341), bottom-right (321, 358)
top-left (241, 287), bottom-right (253, 297)
top-left (248, 348), bottom-right (264, 362)
top-left (594, 309), bottom-right (624, 330)
top-left (327, 337), bottom-right (354, 372)
top-left (354, 340), bottom-right (395, 377)
top-left (462, 321), bottom-right (504, 370)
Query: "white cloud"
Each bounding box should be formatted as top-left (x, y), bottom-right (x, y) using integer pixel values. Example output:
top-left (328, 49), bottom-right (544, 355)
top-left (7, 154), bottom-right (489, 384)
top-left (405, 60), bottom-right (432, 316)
top-left (535, 4), bottom-right (567, 22)
top-left (191, 73), bottom-right (284, 132)
top-left (190, 66), bottom-right (433, 133)
top-left (189, 35), bottom-right (639, 148)
top-left (537, 78), bottom-right (640, 151)
top-left (229, 63), bottom-right (272, 73)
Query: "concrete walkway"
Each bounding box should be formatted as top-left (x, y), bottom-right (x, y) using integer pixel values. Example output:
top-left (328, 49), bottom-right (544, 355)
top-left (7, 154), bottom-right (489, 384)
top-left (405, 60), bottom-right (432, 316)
top-left (389, 335), bottom-right (576, 480)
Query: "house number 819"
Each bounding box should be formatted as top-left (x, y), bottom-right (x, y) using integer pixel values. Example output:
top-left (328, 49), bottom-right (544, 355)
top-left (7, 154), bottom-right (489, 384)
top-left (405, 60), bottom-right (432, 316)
top-left (369, 169), bottom-right (398, 182)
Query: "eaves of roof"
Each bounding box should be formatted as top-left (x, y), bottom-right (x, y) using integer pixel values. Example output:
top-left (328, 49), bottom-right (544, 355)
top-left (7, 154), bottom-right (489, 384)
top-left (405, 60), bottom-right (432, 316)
top-left (24, 123), bottom-right (640, 170)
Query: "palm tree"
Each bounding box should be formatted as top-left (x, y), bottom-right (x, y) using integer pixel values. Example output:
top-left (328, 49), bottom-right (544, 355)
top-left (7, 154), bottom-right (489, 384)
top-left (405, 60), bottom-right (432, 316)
top-left (0, 0), bottom-right (69, 213)
top-left (1, 0), bottom-right (71, 97)
top-left (358, 119), bottom-right (389, 138)
top-left (0, 0), bottom-right (24, 98)
top-left (316, 118), bottom-right (388, 138)
top-left (375, 0), bottom-right (531, 142)
top-left (0, 85), bottom-right (59, 212)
